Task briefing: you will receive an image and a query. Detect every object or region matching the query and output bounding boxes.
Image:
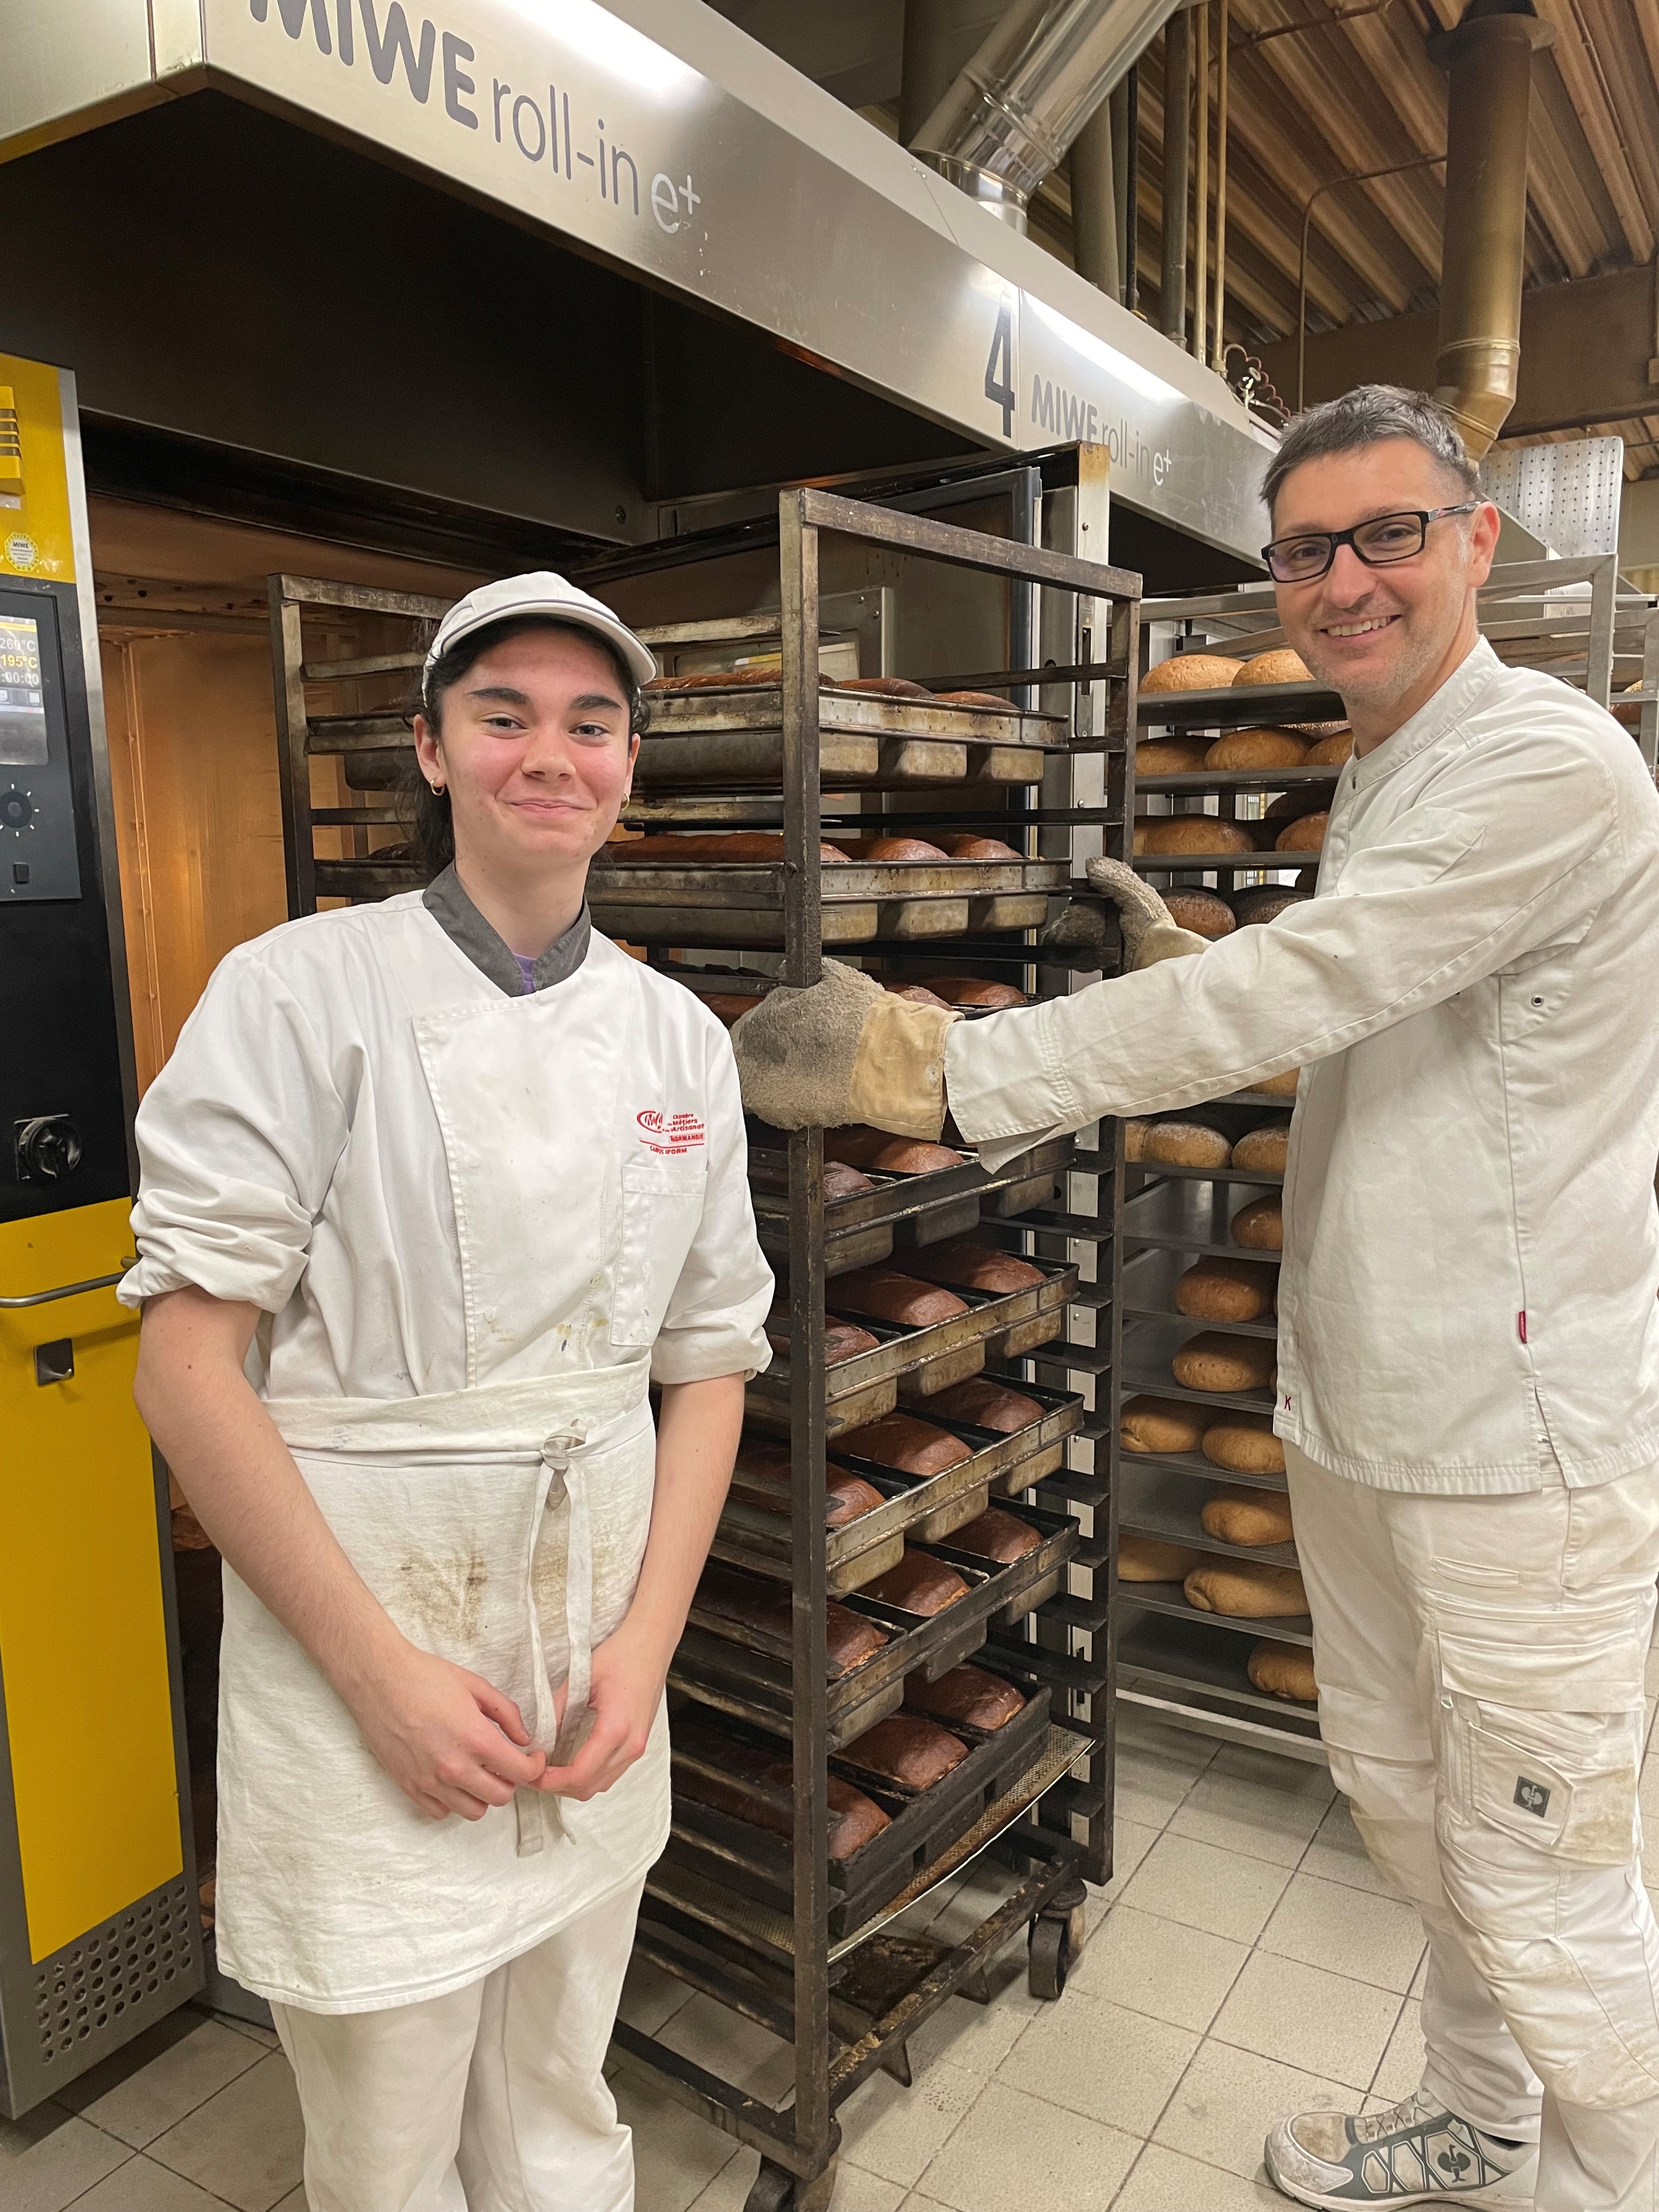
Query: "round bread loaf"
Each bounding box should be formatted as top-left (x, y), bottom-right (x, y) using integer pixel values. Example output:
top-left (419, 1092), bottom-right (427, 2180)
top-left (823, 1160), bottom-right (877, 1200)
top-left (1205, 728), bottom-right (1310, 771)
top-left (1121, 1395), bottom-right (1208, 1454)
top-left (904, 1663), bottom-right (1024, 1731)
top-left (1233, 887), bottom-right (1311, 929)
top-left (1232, 1121), bottom-right (1290, 1173)
top-left (1231, 1195), bottom-right (1284, 1250)
top-left (1275, 811), bottom-right (1328, 854)
top-left (836, 1413), bottom-right (971, 1477)
top-left (944, 833), bottom-right (1023, 861)
top-left (1173, 1330), bottom-right (1277, 1393)
top-left (1142, 1119), bottom-right (1232, 1169)
top-left (858, 834), bottom-right (949, 861)
top-left (1124, 1119), bottom-right (1149, 1161)
top-left (1135, 816), bottom-right (1256, 856)
top-left (1235, 648), bottom-right (1311, 687)
top-left (831, 1268), bottom-right (969, 1329)
top-left (946, 1507), bottom-right (1042, 1565)
top-left (842, 1714), bottom-right (968, 1788)
top-left (1176, 1256), bottom-right (1278, 1323)
top-left (1248, 1639), bottom-right (1318, 1703)
top-left (1135, 736), bottom-right (1212, 774)
top-left (1202, 1413), bottom-right (1286, 1475)
top-left (1201, 1486), bottom-right (1295, 1548)
top-left (917, 975), bottom-right (1029, 1008)
top-left (1119, 1532), bottom-right (1204, 1582)
top-left (1252, 1066), bottom-right (1301, 1097)
top-left (926, 1376), bottom-right (1043, 1432)
top-left (826, 1128), bottom-right (966, 1175)
top-left (885, 983), bottom-right (951, 1007)
top-left (1184, 1561), bottom-right (1307, 1618)
top-left (839, 675), bottom-right (934, 698)
top-left (912, 1240), bottom-right (1044, 1294)
top-left (1164, 889), bottom-right (1237, 940)
top-left (863, 1549), bottom-right (969, 1616)
top-left (1264, 786), bottom-right (1330, 825)
top-left (704, 992), bottom-right (762, 1026)
top-left (1142, 652), bottom-right (1241, 693)
top-left (1305, 728), bottom-right (1353, 766)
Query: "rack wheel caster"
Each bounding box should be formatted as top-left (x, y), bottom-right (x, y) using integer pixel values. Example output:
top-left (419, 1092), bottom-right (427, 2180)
top-left (744, 2156), bottom-right (838, 2211)
top-left (1028, 1912), bottom-right (1072, 2000)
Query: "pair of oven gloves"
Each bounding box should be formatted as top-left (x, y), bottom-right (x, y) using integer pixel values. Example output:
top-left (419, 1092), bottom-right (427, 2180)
top-left (731, 859), bottom-right (1205, 1139)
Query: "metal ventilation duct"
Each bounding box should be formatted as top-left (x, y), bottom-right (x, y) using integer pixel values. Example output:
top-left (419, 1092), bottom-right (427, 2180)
top-left (909, 0), bottom-right (1185, 233)
top-left (1430, 0), bottom-right (1554, 458)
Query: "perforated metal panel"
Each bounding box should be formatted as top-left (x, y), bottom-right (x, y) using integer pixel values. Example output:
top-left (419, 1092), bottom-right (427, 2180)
top-left (1480, 438), bottom-right (1625, 560)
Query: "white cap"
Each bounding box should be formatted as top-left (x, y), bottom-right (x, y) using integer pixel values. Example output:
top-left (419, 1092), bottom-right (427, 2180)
top-left (422, 571), bottom-right (657, 694)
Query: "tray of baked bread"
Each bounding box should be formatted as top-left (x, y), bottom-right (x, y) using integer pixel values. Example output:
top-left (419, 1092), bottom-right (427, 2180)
top-left (671, 1500), bottom-right (1081, 1749)
top-left (1120, 1311), bottom-right (1277, 1417)
top-left (664, 1668), bottom-right (1053, 1940)
top-left (1118, 1610), bottom-right (1319, 1722)
top-left (1120, 1176), bottom-right (1284, 1261)
top-left (1120, 1460), bottom-right (1297, 1570)
top-left (1125, 1109), bottom-right (1289, 1190)
top-left (748, 1256), bottom-right (1080, 1439)
top-left (1122, 1247), bottom-right (1278, 1339)
top-left (709, 1379), bottom-right (1085, 1592)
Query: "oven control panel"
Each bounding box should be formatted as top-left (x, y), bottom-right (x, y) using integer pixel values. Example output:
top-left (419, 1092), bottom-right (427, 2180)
top-left (0, 609), bottom-right (81, 902)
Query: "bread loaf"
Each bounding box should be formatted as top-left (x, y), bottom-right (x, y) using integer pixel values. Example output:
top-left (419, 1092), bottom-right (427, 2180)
top-left (646, 667), bottom-right (778, 692)
top-left (1142, 1119), bottom-right (1232, 1169)
top-left (913, 1240), bottom-right (1044, 1294)
top-left (916, 976), bottom-right (1028, 1008)
top-left (935, 689), bottom-right (1013, 710)
top-left (831, 1268), bottom-right (969, 1328)
top-left (838, 675), bottom-right (934, 699)
top-left (842, 1714), bottom-right (967, 1788)
top-left (1205, 728), bottom-right (1310, 771)
top-left (945, 1507), bottom-right (1042, 1564)
top-left (1142, 652), bottom-right (1241, 693)
top-left (1235, 649), bottom-right (1311, 687)
top-left (863, 834), bottom-right (950, 862)
top-left (1172, 1330), bottom-right (1277, 1393)
top-left (1233, 888), bottom-right (1311, 929)
top-left (1185, 1561), bottom-right (1307, 1617)
top-left (1231, 1121), bottom-right (1290, 1174)
top-left (618, 832), bottom-right (851, 864)
top-left (697, 1568), bottom-right (889, 1672)
top-left (885, 983), bottom-right (951, 1007)
top-left (835, 1413), bottom-right (970, 1476)
top-left (1200, 1487), bottom-right (1295, 1548)
top-left (1119, 1532), bottom-right (1204, 1582)
top-left (1176, 1257), bottom-right (1278, 1323)
top-left (1231, 1195), bottom-right (1284, 1250)
top-left (862, 1549), bottom-right (970, 1616)
top-left (727, 1442), bottom-right (887, 1528)
top-left (904, 1663), bottom-right (1025, 1731)
top-left (1135, 817), bottom-right (1256, 857)
top-left (1201, 1413), bottom-right (1286, 1475)
top-left (944, 834), bottom-right (1023, 861)
top-left (764, 1312), bottom-right (881, 1365)
top-left (1275, 811), bottom-right (1328, 854)
top-left (704, 992), bottom-right (763, 1026)
top-left (824, 1160), bottom-right (877, 1200)
top-left (1135, 737), bottom-right (1212, 774)
top-left (675, 1724), bottom-right (892, 1858)
top-left (1248, 1639), bottom-right (1318, 1703)
top-left (826, 1128), bottom-right (966, 1175)
top-left (1124, 1119), bottom-right (1150, 1162)
top-left (1305, 729), bottom-right (1353, 766)
top-left (926, 1377), bottom-right (1044, 1433)
top-left (1121, 1395), bottom-right (1208, 1455)
top-left (1165, 889), bottom-right (1237, 940)
top-left (1252, 1066), bottom-right (1301, 1097)
top-left (1265, 787), bottom-right (1329, 825)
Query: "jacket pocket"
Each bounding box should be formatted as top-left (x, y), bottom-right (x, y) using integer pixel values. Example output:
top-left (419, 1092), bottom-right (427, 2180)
top-left (610, 1154), bottom-right (708, 1347)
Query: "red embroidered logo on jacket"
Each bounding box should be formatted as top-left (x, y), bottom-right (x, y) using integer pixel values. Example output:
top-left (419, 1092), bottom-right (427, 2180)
top-left (637, 1109), bottom-right (706, 1154)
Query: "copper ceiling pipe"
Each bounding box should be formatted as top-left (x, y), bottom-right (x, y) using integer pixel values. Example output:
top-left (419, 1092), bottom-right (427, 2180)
top-left (1429, 1), bottom-right (1554, 459)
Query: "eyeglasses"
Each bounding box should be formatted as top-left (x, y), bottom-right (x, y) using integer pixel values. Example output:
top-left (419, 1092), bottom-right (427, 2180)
top-left (1261, 504), bottom-right (1481, 584)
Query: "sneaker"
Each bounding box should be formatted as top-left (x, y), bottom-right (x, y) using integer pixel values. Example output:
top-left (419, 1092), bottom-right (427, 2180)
top-left (1264, 2088), bottom-right (1538, 2208)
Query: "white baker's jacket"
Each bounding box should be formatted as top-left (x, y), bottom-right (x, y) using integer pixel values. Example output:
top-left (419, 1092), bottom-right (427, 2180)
top-left (947, 639), bottom-right (1659, 1494)
top-left (121, 893), bottom-right (773, 2012)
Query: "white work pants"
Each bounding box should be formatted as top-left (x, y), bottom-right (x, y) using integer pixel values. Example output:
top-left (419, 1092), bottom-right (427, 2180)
top-left (1287, 1444), bottom-right (1659, 2211)
top-left (271, 1877), bottom-right (644, 2212)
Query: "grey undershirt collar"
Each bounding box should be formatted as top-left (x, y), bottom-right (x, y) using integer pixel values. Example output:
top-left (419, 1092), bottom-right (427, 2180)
top-left (422, 863), bottom-right (592, 996)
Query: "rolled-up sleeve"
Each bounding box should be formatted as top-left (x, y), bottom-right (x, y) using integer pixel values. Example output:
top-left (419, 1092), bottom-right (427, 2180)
top-left (120, 947), bottom-right (348, 1314)
top-left (650, 1029), bottom-right (775, 1385)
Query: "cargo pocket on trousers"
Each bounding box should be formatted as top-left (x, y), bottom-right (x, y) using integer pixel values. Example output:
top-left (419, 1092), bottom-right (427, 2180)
top-left (610, 1155), bottom-right (707, 1347)
top-left (1466, 1704), bottom-right (1640, 1867)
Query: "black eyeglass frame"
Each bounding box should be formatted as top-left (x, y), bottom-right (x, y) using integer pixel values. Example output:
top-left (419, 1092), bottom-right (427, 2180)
top-left (1261, 502), bottom-right (1482, 584)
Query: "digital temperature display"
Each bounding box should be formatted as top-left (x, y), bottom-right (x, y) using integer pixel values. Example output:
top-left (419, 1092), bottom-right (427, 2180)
top-left (0, 616), bottom-right (46, 766)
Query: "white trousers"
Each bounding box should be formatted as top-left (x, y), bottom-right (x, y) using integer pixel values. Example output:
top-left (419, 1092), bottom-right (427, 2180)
top-left (271, 1878), bottom-right (645, 2212)
top-left (1287, 1444), bottom-right (1659, 2212)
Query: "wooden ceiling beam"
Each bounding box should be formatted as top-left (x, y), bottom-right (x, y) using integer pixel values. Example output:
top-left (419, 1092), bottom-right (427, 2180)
top-left (1532, 0), bottom-right (1654, 258)
top-left (1576, 0), bottom-right (1659, 242)
top-left (1527, 60), bottom-right (1630, 275)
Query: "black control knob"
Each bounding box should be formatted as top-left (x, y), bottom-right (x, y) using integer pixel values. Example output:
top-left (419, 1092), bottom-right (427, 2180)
top-left (0, 788), bottom-right (32, 832)
top-left (14, 1114), bottom-right (83, 1183)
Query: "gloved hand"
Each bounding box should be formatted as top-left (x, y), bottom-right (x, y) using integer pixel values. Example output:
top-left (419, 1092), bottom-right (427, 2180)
top-left (731, 961), bottom-right (960, 1137)
top-left (1085, 858), bottom-right (1209, 966)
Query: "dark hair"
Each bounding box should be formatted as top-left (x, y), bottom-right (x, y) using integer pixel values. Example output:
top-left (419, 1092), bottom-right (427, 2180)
top-left (1262, 385), bottom-right (1480, 519)
top-left (403, 612), bottom-right (650, 878)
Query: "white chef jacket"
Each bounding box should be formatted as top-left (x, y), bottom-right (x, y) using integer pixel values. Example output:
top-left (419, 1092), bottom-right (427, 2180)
top-left (947, 638), bottom-right (1659, 1493)
top-left (121, 890), bottom-right (774, 2010)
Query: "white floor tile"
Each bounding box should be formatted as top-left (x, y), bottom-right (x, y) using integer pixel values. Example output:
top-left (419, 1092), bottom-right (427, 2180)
top-left (60, 2155), bottom-right (233, 2211)
top-left (902, 1987), bottom-right (1034, 2081)
top-left (838, 2059), bottom-right (979, 2189)
top-left (912, 2078), bottom-right (1138, 2212)
top-left (1298, 1796), bottom-right (1401, 1900)
top-left (995, 1988), bottom-right (1198, 2136)
top-left (1152, 2039), bottom-right (1351, 2179)
top-left (1092, 1818), bottom-right (1161, 1916)
top-left (55, 2016), bottom-right (266, 2150)
top-left (144, 2051), bottom-right (304, 2212)
top-left (654, 1994), bottom-right (796, 2105)
top-left (619, 1957), bottom-right (697, 2038)
top-left (1119, 1831), bottom-right (1294, 1945)
top-left (1211, 1953), bottom-right (1403, 2092)
top-left (1370, 1997), bottom-right (1426, 2106)
top-left (1259, 1874), bottom-right (1426, 1995)
top-left (0, 2104), bottom-right (130, 2212)
top-left (613, 2064), bottom-right (740, 2212)
top-left (1167, 1746), bottom-right (1335, 1869)
top-left (1111, 2142), bottom-right (1285, 2209)
top-left (828, 2169), bottom-right (906, 2210)
top-left (1069, 1904), bottom-right (1249, 2032)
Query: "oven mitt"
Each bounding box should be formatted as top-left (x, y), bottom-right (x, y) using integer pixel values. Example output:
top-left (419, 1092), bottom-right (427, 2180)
top-left (731, 960), bottom-right (958, 1138)
top-left (1084, 858), bottom-right (1209, 967)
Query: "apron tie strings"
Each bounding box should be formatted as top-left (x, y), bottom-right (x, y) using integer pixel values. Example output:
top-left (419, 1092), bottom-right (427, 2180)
top-left (513, 1420), bottom-right (594, 1857)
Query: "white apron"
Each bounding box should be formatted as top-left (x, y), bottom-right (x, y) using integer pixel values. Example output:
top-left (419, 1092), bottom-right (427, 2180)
top-left (215, 964), bottom-right (685, 2015)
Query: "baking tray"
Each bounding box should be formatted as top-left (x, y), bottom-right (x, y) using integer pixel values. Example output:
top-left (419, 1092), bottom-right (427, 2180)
top-left (673, 1506), bottom-right (1081, 1749)
top-left (1116, 1579), bottom-right (1312, 1646)
top-left (1118, 1442), bottom-right (1288, 1496)
top-left (1136, 680), bottom-right (1346, 730)
top-left (1121, 1247), bottom-right (1280, 1340)
top-left (749, 1134), bottom-right (1073, 1245)
top-left (1121, 1176), bottom-right (1284, 1260)
top-left (1117, 1607), bottom-right (1320, 1723)
top-left (663, 1681), bottom-right (1053, 1941)
top-left (1122, 1311), bottom-right (1276, 1417)
top-left (1135, 768), bottom-right (1342, 795)
top-left (710, 1383), bottom-right (1085, 1591)
top-left (1119, 1460), bottom-right (1299, 1571)
top-left (646, 683), bottom-right (1060, 744)
top-left (1131, 850), bottom-right (1315, 877)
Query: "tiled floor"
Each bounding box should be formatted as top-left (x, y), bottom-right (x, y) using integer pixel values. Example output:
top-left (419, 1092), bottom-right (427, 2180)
top-left (8, 1662), bottom-right (1658, 2212)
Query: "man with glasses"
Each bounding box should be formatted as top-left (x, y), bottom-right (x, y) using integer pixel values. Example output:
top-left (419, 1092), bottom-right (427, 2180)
top-left (733, 385), bottom-right (1659, 2210)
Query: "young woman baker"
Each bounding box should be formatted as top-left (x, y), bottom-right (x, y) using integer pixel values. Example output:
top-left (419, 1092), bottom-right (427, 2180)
top-left (123, 573), bottom-right (774, 2212)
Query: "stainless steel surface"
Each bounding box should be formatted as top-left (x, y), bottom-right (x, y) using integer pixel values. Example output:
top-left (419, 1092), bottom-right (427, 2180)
top-left (1069, 98), bottom-right (1119, 296)
top-left (1479, 438), bottom-right (1625, 561)
top-left (911, 0), bottom-right (1182, 231)
top-left (1429, 8), bottom-right (1555, 460)
top-left (0, 1266), bottom-right (129, 1308)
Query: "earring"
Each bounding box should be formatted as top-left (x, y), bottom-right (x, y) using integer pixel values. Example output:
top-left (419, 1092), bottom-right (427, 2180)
top-left (431, 781), bottom-right (445, 795)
